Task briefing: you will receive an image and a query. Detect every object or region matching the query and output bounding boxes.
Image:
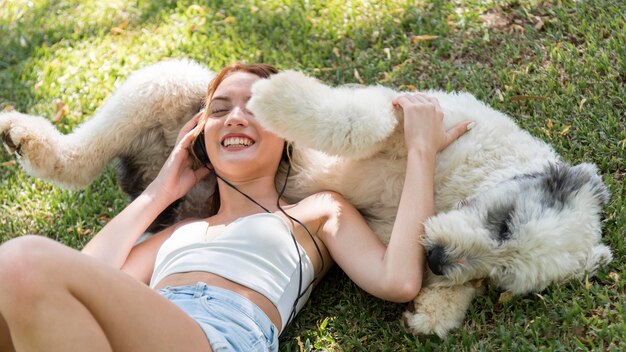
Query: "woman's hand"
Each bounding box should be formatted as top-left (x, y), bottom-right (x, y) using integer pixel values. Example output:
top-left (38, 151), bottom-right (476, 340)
top-left (83, 111), bottom-right (209, 267)
top-left (145, 111), bottom-right (211, 204)
top-left (392, 93), bottom-right (473, 156)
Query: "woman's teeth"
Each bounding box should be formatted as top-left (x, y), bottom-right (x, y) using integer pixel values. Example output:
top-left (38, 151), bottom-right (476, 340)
top-left (223, 137), bottom-right (254, 147)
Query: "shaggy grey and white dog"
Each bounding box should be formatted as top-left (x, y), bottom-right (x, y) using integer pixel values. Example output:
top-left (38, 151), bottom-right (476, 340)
top-left (0, 59), bottom-right (612, 337)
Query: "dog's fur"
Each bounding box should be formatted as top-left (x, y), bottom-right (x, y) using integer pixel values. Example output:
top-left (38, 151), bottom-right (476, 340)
top-left (0, 59), bottom-right (611, 337)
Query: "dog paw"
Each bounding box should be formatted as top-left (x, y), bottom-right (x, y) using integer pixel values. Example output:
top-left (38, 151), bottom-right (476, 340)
top-left (587, 244), bottom-right (613, 273)
top-left (2, 129), bottom-right (18, 155)
top-left (0, 113), bottom-right (13, 148)
top-left (402, 284), bottom-right (482, 337)
top-left (0, 111), bottom-right (64, 177)
top-left (401, 288), bottom-right (462, 338)
top-left (2, 112), bottom-right (44, 155)
top-left (1, 113), bottom-right (30, 156)
top-left (402, 309), bottom-right (461, 338)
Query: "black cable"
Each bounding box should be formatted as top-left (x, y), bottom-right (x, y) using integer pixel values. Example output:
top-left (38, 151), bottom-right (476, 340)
top-left (214, 173), bottom-right (272, 213)
top-left (210, 158), bottom-right (326, 336)
top-left (276, 162), bottom-right (326, 278)
top-left (207, 164), bottom-right (304, 335)
top-left (275, 162), bottom-right (328, 333)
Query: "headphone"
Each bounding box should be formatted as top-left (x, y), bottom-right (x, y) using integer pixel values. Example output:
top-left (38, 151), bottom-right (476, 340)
top-left (191, 131), bottom-right (211, 165)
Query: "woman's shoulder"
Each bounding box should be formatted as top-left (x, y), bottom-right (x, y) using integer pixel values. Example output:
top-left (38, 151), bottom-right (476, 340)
top-left (295, 191), bottom-right (352, 218)
top-left (302, 190), bottom-right (348, 205)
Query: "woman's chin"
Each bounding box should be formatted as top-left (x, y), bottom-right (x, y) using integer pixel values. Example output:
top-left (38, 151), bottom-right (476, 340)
top-left (213, 155), bottom-right (261, 174)
top-left (211, 144), bottom-right (282, 177)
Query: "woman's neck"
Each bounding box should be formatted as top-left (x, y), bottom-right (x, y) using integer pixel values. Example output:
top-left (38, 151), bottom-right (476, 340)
top-left (214, 175), bottom-right (282, 217)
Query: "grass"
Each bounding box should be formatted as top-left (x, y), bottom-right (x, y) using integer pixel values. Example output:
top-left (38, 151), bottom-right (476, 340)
top-left (1, 0), bottom-right (624, 350)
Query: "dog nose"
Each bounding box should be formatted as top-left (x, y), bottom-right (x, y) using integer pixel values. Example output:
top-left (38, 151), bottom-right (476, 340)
top-left (427, 246), bottom-right (446, 275)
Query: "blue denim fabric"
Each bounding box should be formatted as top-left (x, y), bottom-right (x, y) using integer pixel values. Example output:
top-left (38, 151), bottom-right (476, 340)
top-left (158, 282), bottom-right (278, 351)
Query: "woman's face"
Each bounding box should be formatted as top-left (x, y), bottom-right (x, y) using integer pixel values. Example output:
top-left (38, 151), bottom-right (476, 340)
top-left (202, 71), bottom-right (284, 180)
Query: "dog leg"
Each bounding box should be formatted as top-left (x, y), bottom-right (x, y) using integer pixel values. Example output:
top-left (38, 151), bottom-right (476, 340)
top-left (586, 244), bottom-right (613, 274)
top-left (402, 284), bottom-right (483, 338)
top-left (248, 70), bottom-right (400, 159)
top-left (0, 59), bottom-right (211, 188)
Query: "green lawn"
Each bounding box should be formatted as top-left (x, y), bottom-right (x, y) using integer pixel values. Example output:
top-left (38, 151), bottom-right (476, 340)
top-left (1, 0), bottom-right (624, 350)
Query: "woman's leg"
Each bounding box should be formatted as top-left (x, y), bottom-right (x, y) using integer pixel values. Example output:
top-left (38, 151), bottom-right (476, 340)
top-left (0, 312), bottom-right (15, 352)
top-left (0, 235), bottom-right (213, 352)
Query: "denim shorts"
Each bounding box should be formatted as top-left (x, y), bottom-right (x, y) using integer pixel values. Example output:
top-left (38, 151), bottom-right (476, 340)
top-left (158, 282), bottom-right (278, 351)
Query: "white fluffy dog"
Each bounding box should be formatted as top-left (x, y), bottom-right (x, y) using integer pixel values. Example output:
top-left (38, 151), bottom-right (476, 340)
top-left (0, 60), bottom-right (612, 337)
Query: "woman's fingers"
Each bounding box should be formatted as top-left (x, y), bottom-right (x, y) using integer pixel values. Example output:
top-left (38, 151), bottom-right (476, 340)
top-left (176, 111), bottom-right (205, 142)
top-left (165, 127), bottom-right (199, 170)
top-left (177, 124), bottom-right (204, 150)
top-left (391, 94), bottom-right (408, 108)
top-left (186, 110), bottom-right (204, 130)
top-left (393, 93), bottom-right (439, 109)
top-left (444, 120), bottom-right (474, 148)
top-left (394, 92), bottom-right (473, 152)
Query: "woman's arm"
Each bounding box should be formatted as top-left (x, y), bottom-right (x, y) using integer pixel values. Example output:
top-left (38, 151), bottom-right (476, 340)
top-left (320, 94), bottom-right (472, 302)
top-left (81, 112), bottom-right (209, 270)
top-left (80, 188), bottom-right (174, 270)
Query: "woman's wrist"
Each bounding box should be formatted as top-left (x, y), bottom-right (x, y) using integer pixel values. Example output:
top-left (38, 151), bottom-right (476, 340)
top-left (142, 183), bottom-right (177, 210)
top-left (406, 147), bottom-right (437, 163)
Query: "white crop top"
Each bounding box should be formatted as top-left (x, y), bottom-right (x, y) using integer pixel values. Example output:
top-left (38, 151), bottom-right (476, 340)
top-left (149, 213), bottom-right (314, 330)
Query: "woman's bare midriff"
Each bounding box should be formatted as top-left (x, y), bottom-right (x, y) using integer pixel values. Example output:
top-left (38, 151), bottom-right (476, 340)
top-left (154, 271), bottom-right (282, 331)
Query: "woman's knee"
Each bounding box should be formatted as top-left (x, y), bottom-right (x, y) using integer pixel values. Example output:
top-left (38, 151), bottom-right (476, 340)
top-left (0, 235), bottom-right (63, 302)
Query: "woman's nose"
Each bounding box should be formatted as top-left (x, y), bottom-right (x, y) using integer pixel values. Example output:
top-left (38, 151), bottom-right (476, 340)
top-left (224, 107), bottom-right (250, 126)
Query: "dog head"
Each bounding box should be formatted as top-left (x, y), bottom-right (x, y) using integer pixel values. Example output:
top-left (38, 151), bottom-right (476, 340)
top-left (423, 162), bottom-right (611, 293)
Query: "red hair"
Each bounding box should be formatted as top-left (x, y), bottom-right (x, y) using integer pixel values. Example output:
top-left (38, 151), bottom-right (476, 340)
top-left (207, 63), bottom-right (278, 101)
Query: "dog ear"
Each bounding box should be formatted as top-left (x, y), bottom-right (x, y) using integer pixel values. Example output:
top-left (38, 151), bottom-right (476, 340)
top-left (542, 163), bottom-right (610, 207)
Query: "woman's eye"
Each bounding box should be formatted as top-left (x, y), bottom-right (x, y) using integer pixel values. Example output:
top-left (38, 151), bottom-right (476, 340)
top-left (210, 108), bottom-right (229, 116)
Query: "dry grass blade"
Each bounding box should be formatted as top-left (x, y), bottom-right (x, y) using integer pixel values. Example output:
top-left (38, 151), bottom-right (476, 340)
top-left (411, 35), bottom-right (439, 43)
top-left (53, 99), bottom-right (69, 123)
top-left (111, 18), bottom-right (129, 35)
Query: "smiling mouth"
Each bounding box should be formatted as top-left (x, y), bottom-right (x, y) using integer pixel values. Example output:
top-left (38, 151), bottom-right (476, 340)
top-left (222, 136), bottom-right (255, 148)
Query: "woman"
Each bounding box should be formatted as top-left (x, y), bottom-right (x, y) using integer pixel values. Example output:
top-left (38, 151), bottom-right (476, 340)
top-left (0, 63), bottom-right (471, 351)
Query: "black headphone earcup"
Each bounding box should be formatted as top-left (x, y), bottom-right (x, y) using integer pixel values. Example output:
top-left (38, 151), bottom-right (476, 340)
top-left (192, 132), bottom-right (210, 165)
top-left (281, 142), bottom-right (292, 162)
